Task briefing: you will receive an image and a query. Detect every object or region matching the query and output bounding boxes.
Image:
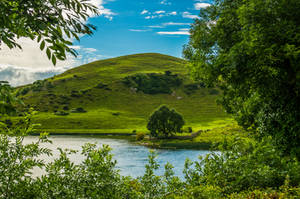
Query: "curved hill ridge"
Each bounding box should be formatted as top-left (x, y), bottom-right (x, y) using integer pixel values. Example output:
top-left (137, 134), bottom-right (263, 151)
top-left (18, 53), bottom-right (231, 133)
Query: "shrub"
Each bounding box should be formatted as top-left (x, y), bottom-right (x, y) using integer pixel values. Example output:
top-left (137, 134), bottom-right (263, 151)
top-left (185, 137), bottom-right (300, 194)
top-left (54, 111), bottom-right (69, 116)
top-left (32, 80), bottom-right (44, 92)
top-left (63, 106), bottom-right (69, 111)
top-left (17, 87), bottom-right (30, 96)
top-left (183, 83), bottom-right (199, 95)
top-left (147, 105), bottom-right (185, 138)
top-left (136, 132), bottom-right (145, 141)
top-left (70, 107), bottom-right (86, 113)
top-left (112, 112), bottom-right (120, 116)
top-left (46, 82), bottom-right (54, 89)
top-left (208, 88), bottom-right (219, 95)
top-left (70, 90), bottom-right (81, 98)
top-left (122, 73), bottom-right (182, 94)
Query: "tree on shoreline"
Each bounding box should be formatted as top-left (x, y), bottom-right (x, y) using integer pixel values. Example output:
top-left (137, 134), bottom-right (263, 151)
top-left (147, 105), bottom-right (185, 138)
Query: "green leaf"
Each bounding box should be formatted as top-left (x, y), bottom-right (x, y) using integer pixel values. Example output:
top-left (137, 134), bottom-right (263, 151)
top-left (40, 41), bottom-right (45, 50)
top-left (52, 55), bottom-right (57, 65)
top-left (37, 35), bottom-right (42, 43)
top-left (46, 48), bottom-right (51, 60)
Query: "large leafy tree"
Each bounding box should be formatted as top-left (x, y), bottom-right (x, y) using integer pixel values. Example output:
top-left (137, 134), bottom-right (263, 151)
top-left (147, 105), bottom-right (185, 138)
top-left (0, 0), bottom-right (99, 65)
top-left (184, 0), bottom-right (300, 156)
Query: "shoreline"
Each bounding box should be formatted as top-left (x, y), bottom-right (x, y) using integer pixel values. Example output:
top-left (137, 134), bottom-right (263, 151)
top-left (31, 129), bottom-right (214, 150)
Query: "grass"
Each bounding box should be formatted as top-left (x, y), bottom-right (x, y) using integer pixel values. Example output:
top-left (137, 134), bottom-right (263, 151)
top-left (139, 123), bottom-right (250, 150)
top-left (16, 53), bottom-right (233, 135)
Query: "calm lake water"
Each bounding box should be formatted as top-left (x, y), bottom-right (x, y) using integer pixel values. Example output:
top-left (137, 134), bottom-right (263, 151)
top-left (24, 135), bottom-right (211, 179)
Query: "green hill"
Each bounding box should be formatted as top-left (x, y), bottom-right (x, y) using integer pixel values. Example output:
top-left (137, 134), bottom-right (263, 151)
top-left (17, 53), bottom-right (232, 134)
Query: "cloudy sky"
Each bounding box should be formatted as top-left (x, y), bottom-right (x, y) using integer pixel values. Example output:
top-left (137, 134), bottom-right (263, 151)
top-left (0, 0), bottom-right (212, 87)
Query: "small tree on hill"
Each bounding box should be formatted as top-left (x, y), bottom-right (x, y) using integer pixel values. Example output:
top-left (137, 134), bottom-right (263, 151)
top-left (147, 105), bottom-right (185, 138)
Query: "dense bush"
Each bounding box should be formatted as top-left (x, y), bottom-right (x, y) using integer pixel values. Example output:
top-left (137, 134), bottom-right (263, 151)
top-left (70, 90), bottom-right (81, 98)
top-left (184, 137), bottom-right (300, 194)
top-left (122, 73), bottom-right (182, 94)
top-left (136, 132), bottom-right (145, 141)
top-left (70, 107), bottom-right (87, 113)
top-left (54, 110), bottom-right (69, 116)
top-left (32, 80), bottom-right (44, 92)
top-left (208, 88), bottom-right (219, 95)
top-left (16, 87), bottom-right (30, 96)
top-left (94, 82), bottom-right (111, 90)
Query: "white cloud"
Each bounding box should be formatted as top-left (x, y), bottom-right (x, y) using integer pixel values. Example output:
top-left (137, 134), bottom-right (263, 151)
top-left (179, 28), bottom-right (189, 31)
top-left (163, 22), bottom-right (190, 26)
top-left (154, 10), bottom-right (166, 14)
top-left (0, 38), bottom-right (106, 86)
top-left (0, 38), bottom-right (79, 86)
top-left (148, 25), bottom-right (164, 28)
top-left (83, 48), bottom-right (98, 53)
top-left (182, 11), bottom-right (199, 19)
top-left (88, 0), bottom-right (116, 20)
top-left (129, 29), bottom-right (150, 32)
top-left (194, 3), bottom-right (211, 10)
top-left (147, 22), bottom-right (190, 29)
top-left (70, 45), bottom-right (81, 50)
top-left (144, 11), bottom-right (178, 19)
top-left (141, 9), bottom-right (149, 15)
top-left (157, 31), bottom-right (190, 35)
top-left (160, 0), bottom-right (171, 5)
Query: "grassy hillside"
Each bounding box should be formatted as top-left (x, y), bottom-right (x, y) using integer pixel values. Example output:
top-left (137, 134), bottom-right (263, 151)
top-left (17, 53), bottom-right (232, 134)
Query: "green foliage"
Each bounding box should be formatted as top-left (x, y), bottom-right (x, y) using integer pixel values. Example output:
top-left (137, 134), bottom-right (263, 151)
top-left (208, 88), bottom-right (219, 95)
top-left (147, 105), bottom-right (185, 137)
top-left (54, 110), bottom-right (69, 116)
top-left (184, 137), bottom-right (300, 195)
top-left (70, 107), bottom-right (86, 113)
top-left (183, 0), bottom-right (300, 156)
top-left (0, 0), bottom-right (99, 65)
top-left (0, 113), bottom-right (299, 198)
top-left (136, 132), bottom-right (145, 141)
top-left (0, 81), bottom-right (21, 116)
top-left (123, 73), bottom-right (182, 94)
top-left (16, 87), bottom-right (30, 96)
top-left (183, 83), bottom-right (202, 95)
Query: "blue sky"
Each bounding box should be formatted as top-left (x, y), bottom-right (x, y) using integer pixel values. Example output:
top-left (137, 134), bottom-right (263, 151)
top-left (76, 0), bottom-right (212, 59)
top-left (0, 0), bottom-right (212, 86)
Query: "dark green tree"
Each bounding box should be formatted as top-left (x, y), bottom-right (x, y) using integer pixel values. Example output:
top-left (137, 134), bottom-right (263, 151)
top-left (183, 0), bottom-right (300, 156)
top-left (0, 81), bottom-right (21, 116)
top-left (0, 0), bottom-right (99, 65)
top-left (147, 105), bottom-right (185, 138)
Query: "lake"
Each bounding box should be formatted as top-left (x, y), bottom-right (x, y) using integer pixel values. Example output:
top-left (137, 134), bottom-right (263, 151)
top-left (24, 135), bottom-right (211, 179)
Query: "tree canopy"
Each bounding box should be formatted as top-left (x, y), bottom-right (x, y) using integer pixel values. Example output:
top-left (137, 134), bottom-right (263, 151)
top-left (184, 0), bottom-right (300, 156)
top-left (147, 105), bottom-right (185, 138)
top-left (0, 0), bottom-right (99, 65)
